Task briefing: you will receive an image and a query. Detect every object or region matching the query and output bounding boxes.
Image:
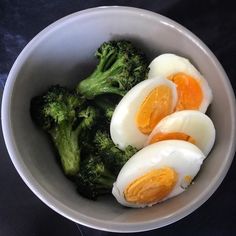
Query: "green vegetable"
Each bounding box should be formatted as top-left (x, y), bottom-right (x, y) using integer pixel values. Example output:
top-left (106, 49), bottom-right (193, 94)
top-left (94, 130), bottom-right (138, 175)
top-left (93, 95), bottom-right (119, 122)
top-left (75, 130), bottom-right (137, 199)
top-left (30, 40), bottom-right (147, 200)
top-left (30, 85), bottom-right (98, 176)
top-left (77, 40), bottom-right (148, 99)
top-left (76, 155), bottom-right (116, 200)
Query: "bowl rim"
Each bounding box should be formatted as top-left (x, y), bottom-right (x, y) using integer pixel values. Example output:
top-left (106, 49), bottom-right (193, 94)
top-left (1, 6), bottom-right (236, 233)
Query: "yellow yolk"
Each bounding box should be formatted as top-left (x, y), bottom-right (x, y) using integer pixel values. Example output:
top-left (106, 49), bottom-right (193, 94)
top-left (148, 132), bottom-right (196, 145)
top-left (168, 72), bottom-right (203, 111)
top-left (124, 167), bottom-right (178, 204)
top-left (136, 85), bottom-right (173, 134)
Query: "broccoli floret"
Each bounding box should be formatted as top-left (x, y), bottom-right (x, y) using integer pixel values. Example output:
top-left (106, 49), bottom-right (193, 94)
top-left (30, 85), bottom-right (98, 176)
top-left (94, 130), bottom-right (138, 175)
top-left (77, 40), bottom-right (148, 99)
top-left (75, 129), bottom-right (137, 200)
top-left (75, 155), bottom-right (116, 200)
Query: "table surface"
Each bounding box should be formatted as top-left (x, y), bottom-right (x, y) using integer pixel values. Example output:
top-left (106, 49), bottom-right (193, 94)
top-left (1, 0), bottom-right (236, 235)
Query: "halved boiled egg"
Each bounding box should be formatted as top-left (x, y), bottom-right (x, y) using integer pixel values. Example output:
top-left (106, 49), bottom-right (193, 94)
top-left (110, 77), bottom-right (177, 150)
top-left (148, 53), bottom-right (213, 113)
top-left (112, 140), bottom-right (205, 208)
top-left (146, 110), bottom-right (216, 156)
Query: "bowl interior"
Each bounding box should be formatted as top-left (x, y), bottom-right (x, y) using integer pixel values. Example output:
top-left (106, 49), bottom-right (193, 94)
top-left (3, 7), bottom-right (235, 232)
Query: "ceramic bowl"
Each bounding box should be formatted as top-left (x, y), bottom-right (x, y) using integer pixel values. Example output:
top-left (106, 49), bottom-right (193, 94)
top-left (1, 6), bottom-right (236, 232)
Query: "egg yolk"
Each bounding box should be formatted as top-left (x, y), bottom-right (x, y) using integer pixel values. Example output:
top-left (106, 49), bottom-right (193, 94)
top-left (124, 167), bottom-right (178, 204)
top-left (136, 85), bottom-right (173, 134)
top-left (168, 72), bottom-right (203, 111)
top-left (148, 132), bottom-right (196, 145)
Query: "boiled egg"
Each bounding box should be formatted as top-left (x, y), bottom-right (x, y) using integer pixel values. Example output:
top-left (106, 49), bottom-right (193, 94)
top-left (110, 77), bottom-right (177, 150)
top-left (112, 140), bottom-right (205, 208)
top-left (146, 110), bottom-right (216, 156)
top-left (148, 53), bottom-right (213, 113)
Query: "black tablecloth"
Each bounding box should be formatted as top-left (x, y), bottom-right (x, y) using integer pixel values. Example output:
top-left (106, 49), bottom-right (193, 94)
top-left (1, 1), bottom-right (236, 235)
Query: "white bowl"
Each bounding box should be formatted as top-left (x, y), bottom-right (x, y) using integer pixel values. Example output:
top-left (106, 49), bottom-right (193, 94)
top-left (1, 6), bottom-right (236, 232)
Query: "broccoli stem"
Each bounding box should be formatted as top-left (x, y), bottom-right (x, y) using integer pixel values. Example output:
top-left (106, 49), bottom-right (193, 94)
top-left (49, 122), bottom-right (81, 176)
top-left (47, 106), bottom-right (98, 176)
top-left (77, 56), bottom-right (127, 99)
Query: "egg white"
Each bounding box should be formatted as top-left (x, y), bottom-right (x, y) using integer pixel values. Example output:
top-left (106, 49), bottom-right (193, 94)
top-left (110, 77), bottom-right (177, 150)
top-left (148, 53), bottom-right (213, 113)
top-left (146, 110), bottom-right (216, 156)
top-left (112, 140), bottom-right (205, 208)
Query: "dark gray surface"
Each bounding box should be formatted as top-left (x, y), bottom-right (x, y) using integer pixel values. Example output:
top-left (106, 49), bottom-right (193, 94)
top-left (0, 0), bottom-right (236, 235)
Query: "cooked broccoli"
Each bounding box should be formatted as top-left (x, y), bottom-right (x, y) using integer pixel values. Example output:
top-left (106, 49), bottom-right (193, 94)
top-left (77, 40), bottom-right (148, 99)
top-left (75, 129), bottom-right (137, 200)
top-left (30, 85), bottom-right (98, 176)
top-left (94, 130), bottom-right (138, 175)
top-left (76, 155), bottom-right (116, 200)
top-left (30, 40), bottom-right (150, 201)
top-left (93, 95), bottom-right (119, 122)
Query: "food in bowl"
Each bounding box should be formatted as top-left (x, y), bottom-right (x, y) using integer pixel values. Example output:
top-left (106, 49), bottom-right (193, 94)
top-left (112, 140), bottom-right (205, 208)
top-left (77, 40), bottom-right (148, 98)
top-left (110, 77), bottom-right (178, 150)
top-left (30, 39), bottom-right (215, 207)
top-left (146, 110), bottom-right (216, 156)
top-left (30, 40), bottom-right (147, 199)
top-left (148, 53), bottom-right (213, 113)
top-left (2, 7), bottom-right (234, 231)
